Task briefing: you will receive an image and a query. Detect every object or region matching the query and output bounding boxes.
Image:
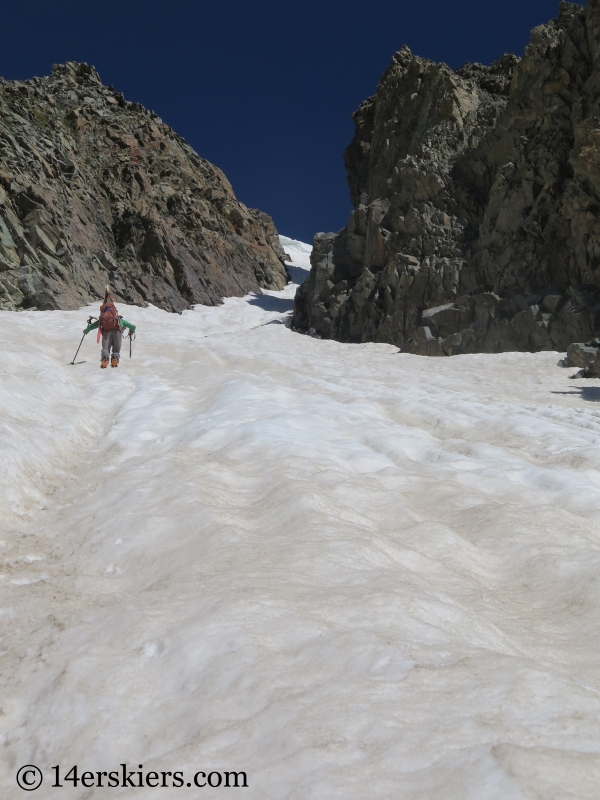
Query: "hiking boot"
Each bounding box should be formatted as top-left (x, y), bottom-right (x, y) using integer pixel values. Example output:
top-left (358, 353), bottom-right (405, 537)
top-left (101, 358), bottom-right (109, 369)
top-left (111, 355), bottom-right (119, 368)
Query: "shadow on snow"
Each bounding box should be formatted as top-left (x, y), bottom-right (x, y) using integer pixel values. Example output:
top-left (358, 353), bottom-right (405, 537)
top-left (551, 387), bottom-right (600, 402)
top-left (285, 265), bottom-right (310, 286)
top-left (247, 293), bottom-right (294, 313)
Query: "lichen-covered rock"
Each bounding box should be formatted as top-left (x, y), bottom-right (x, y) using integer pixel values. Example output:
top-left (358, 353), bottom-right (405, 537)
top-left (0, 62), bottom-right (288, 312)
top-left (294, 1), bottom-right (600, 355)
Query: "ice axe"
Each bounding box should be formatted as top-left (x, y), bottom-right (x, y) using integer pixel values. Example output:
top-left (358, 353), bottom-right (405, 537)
top-left (127, 329), bottom-right (136, 359)
top-left (69, 332), bottom-right (86, 365)
top-left (69, 316), bottom-right (97, 365)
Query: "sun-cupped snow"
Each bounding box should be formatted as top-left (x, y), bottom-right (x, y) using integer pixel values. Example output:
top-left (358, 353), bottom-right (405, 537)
top-left (1, 236), bottom-right (600, 799)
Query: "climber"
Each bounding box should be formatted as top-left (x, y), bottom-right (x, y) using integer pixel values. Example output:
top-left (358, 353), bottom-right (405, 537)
top-left (83, 286), bottom-right (136, 368)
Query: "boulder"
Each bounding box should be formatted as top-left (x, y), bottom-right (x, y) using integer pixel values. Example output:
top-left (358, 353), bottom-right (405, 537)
top-left (566, 341), bottom-right (600, 369)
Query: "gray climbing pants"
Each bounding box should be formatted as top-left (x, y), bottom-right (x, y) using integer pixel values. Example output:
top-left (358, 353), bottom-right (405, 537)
top-left (101, 330), bottom-right (122, 362)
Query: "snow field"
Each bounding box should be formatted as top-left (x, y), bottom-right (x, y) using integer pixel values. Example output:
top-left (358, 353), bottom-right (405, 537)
top-left (1, 235), bottom-right (600, 797)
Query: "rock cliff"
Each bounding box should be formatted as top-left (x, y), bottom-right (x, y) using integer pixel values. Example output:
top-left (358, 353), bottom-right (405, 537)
top-left (0, 62), bottom-right (289, 312)
top-left (294, 1), bottom-right (600, 356)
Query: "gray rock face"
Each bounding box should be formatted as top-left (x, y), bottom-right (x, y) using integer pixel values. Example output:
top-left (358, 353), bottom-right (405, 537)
top-left (294, 1), bottom-right (600, 355)
top-left (0, 62), bottom-right (289, 312)
top-left (566, 338), bottom-right (600, 375)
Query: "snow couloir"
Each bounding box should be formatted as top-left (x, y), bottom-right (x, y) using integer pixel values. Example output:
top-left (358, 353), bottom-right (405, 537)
top-left (1, 236), bottom-right (600, 798)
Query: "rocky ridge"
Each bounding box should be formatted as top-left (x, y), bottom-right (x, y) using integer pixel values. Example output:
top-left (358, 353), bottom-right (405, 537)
top-left (294, 1), bottom-right (600, 356)
top-left (0, 62), bottom-right (289, 312)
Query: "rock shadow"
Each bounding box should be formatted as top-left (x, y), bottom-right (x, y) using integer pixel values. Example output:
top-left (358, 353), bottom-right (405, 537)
top-left (247, 293), bottom-right (294, 313)
top-left (551, 387), bottom-right (600, 402)
top-left (285, 264), bottom-right (310, 286)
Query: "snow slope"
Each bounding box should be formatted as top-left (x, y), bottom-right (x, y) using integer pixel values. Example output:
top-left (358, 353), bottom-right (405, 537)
top-left (1, 236), bottom-right (600, 798)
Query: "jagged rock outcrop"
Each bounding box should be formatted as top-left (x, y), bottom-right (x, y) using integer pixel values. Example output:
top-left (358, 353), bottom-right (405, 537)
top-left (0, 62), bottom-right (289, 312)
top-left (294, 1), bottom-right (600, 355)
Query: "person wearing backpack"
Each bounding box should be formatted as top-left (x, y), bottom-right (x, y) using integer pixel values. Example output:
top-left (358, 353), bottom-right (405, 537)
top-left (83, 287), bottom-right (136, 368)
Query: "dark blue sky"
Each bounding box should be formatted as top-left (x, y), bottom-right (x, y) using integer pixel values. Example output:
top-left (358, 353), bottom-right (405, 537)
top-left (1, 0), bottom-right (571, 242)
